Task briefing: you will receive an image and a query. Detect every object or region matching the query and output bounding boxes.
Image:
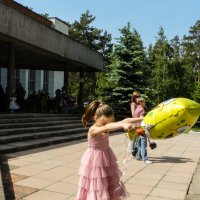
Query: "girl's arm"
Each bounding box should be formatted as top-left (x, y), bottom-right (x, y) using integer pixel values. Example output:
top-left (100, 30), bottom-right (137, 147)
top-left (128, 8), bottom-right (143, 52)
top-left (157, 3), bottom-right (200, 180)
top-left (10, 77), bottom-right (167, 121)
top-left (122, 117), bottom-right (144, 123)
top-left (130, 103), bottom-right (136, 117)
top-left (89, 121), bottom-right (132, 138)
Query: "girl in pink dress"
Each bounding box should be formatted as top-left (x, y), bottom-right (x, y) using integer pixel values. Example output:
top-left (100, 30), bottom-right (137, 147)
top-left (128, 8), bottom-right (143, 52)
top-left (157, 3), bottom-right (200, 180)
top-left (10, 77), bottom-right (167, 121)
top-left (75, 100), bottom-right (143, 200)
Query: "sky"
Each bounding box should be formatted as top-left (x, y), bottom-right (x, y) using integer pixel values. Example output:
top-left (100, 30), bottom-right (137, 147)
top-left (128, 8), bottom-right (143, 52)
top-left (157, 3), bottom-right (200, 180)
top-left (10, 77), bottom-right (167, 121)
top-left (16, 0), bottom-right (200, 48)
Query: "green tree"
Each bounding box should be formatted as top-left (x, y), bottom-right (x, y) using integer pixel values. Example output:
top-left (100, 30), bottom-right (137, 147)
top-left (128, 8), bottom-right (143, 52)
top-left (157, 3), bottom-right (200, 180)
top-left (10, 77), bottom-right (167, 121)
top-left (167, 36), bottom-right (185, 97)
top-left (182, 20), bottom-right (200, 99)
top-left (192, 83), bottom-right (200, 103)
top-left (68, 10), bottom-right (113, 101)
top-left (148, 27), bottom-right (175, 103)
top-left (102, 23), bottom-right (147, 114)
top-left (69, 10), bottom-right (112, 59)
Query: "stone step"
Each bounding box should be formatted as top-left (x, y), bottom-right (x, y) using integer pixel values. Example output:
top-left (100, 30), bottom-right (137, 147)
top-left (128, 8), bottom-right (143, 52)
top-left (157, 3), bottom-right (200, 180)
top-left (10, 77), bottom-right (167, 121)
top-left (0, 127), bottom-right (88, 144)
top-left (0, 131), bottom-right (123, 154)
top-left (0, 119), bottom-right (81, 129)
top-left (0, 113), bottom-right (80, 119)
top-left (0, 116), bottom-right (81, 124)
top-left (0, 114), bottom-right (123, 155)
top-left (0, 132), bottom-right (88, 154)
top-left (0, 123), bottom-right (85, 136)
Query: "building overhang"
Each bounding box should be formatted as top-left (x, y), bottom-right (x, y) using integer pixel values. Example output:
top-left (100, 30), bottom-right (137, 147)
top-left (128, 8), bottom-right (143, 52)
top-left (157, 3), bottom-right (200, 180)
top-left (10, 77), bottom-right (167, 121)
top-left (0, 0), bottom-right (104, 72)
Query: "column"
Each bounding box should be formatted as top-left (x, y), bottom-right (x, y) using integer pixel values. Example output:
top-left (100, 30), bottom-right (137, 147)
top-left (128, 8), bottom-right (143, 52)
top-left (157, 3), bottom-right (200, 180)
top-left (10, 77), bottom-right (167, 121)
top-left (35, 70), bottom-right (44, 91)
top-left (48, 71), bottom-right (54, 98)
top-left (7, 43), bottom-right (15, 98)
top-left (20, 69), bottom-right (29, 98)
top-left (64, 69), bottom-right (69, 94)
top-left (78, 71), bottom-right (84, 109)
top-left (48, 71), bottom-right (64, 98)
top-left (0, 68), bottom-right (7, 92)
top-left (90, 72), bottom-right (96, 101)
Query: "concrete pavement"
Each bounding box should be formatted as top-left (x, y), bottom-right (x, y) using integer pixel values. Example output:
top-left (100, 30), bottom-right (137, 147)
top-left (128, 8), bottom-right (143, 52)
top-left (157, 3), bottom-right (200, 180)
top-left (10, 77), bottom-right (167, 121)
top-left (185, 158), bottom-right (200, 200)
top-left (1, 131), bottom-right (200, 200)
top-left (0, 165), bottom-right (5, 199)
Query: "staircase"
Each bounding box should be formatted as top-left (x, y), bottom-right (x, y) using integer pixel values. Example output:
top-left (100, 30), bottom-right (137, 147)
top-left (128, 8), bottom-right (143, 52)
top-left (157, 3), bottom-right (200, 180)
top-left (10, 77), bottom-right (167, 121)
top-left (0, 113), bottom-right (89, 154)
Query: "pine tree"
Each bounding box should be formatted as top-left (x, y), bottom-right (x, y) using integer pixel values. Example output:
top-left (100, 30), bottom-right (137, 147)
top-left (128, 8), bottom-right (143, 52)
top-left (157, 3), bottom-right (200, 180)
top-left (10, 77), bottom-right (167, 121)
top-left (69, 10), bottom-right (112, 58)
top-left (148, 27), bottom-right (174, 102)
top-left (103, 23), bottom-right (147, 114)
top-left (68, 10), bottom-right (113, 101)
top-left (182, 20), bottom-right (200, 99)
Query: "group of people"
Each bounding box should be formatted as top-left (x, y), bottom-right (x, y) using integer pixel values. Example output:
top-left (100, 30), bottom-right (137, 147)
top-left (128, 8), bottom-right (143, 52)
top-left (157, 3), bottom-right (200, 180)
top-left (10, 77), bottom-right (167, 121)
top-left (54, 87), bottom-right (75, 113)
top-left (75, 91), bottom-right (154, 200)
top-left (130, 91), bottom-right (152, 164)
top-left (24, 88), bottom-right (76, 113)
top-left (0, 83), bottom-right (76, 113)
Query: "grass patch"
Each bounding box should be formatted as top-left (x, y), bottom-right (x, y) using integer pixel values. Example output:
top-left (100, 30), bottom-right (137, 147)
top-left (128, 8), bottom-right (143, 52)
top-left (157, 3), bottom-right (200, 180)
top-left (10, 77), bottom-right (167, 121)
top-left (192, 127), bottom-right (200, 131)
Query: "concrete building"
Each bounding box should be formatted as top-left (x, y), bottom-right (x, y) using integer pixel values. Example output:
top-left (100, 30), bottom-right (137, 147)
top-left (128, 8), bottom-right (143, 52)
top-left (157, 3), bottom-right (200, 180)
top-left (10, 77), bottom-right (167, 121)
top-left (0, 0), bottom-right (103, 106)
top-left (0, 67), bottom-right (65, 98)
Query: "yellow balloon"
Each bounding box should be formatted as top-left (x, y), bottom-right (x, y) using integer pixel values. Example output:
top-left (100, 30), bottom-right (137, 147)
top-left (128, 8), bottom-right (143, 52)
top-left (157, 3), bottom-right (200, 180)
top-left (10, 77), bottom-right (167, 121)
top-left (143, 98), bottom-right (200, 139)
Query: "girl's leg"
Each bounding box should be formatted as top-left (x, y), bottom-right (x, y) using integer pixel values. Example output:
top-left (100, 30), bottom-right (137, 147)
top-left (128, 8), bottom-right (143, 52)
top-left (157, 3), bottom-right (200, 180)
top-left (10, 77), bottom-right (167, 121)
top-left (141, 136), bottom-right (147, 161)
top-left (135, 137), bottom-right (141, 160)
top-left (130, 136), bottom-right (136, 153)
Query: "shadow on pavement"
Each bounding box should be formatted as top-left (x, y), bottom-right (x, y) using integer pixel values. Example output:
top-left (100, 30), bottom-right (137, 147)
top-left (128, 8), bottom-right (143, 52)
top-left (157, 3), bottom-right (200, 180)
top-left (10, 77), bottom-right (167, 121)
top-left (149, 156), bottom-right (194, 163)
top-left (0, 157), bottom-right (15, 200)
top-left (0, 132), bottom-right (122, 199)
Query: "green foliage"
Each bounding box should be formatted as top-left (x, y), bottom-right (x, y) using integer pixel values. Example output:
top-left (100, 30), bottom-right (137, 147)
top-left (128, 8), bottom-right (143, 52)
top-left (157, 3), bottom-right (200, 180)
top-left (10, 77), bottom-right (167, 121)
top-left (99, 23), bottom-right (147, 114)
top-left (24, 5), bottom-right (49, 19)
top-left (69, 10), bottom-right (113, 60)
top-left (68, 12), bottom-right (200, 113)
top-left (40, 13), bottom-right (49, 19)
top-left (192, 83), bottom-right (200, 103)
top-left (68, 10), bottom-right (113, 101)
top-left (182, 20), bottom-right (200, 98)
top-left (147, 26), bottom-right (197, 104)
top-left (148, 27), bottom-right (173, 102)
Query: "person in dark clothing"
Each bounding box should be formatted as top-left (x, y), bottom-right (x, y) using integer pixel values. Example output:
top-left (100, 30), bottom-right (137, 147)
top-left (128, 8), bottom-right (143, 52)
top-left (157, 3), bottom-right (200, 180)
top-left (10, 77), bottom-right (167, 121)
top-left (0, 85), bottom-right (6, 112)
top-left (15, 82), bottom-right (26, 111)
top-left (55, 89), bottom-right (62, 113)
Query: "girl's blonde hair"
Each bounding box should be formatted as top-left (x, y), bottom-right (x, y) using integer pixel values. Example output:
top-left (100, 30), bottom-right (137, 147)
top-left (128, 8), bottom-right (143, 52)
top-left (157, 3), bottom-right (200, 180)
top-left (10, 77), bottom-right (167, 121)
top-left (82, 100), bottom-right (114, 127)
top-left (131, 91), bottom-right (141, 103)
top-left (137, 97), bottom-right (145, 104)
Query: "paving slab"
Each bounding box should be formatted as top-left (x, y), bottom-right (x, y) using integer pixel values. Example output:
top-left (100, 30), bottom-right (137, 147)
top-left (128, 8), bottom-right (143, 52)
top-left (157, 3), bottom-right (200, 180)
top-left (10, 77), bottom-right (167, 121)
top-left (185, 158), bottom-right (200, 200)
top-left (1, 131), bottom-right (200, 200)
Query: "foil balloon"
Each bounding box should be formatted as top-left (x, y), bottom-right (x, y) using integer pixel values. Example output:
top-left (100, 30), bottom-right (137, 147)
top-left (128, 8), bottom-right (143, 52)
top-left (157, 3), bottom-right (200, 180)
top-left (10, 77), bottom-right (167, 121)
top-left (143, 98), bottom-right (200, 139)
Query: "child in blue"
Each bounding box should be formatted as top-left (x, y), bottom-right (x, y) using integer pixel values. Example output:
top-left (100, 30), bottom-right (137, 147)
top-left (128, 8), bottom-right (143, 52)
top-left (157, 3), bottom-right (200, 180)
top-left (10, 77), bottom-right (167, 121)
top-left (135, 97), bottom-right (152, 164)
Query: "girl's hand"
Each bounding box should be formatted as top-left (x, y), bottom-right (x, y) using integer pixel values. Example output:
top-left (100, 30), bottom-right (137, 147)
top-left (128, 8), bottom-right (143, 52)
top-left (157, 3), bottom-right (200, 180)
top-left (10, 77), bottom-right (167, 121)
top-left (122, 122), bottom-right (133, 131)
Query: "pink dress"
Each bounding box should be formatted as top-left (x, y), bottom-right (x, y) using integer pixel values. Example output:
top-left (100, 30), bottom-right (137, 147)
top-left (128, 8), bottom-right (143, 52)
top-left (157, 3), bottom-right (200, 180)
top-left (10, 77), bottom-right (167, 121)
top-left (75, 133), bottom-right (128, 200)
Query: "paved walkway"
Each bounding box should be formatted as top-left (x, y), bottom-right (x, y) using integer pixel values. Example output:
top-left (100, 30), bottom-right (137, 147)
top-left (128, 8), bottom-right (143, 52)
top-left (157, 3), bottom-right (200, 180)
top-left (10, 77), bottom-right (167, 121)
top-left (0, 165), bottom-right (5, 199)
top-left (1, 131), bottom-right (200, 200)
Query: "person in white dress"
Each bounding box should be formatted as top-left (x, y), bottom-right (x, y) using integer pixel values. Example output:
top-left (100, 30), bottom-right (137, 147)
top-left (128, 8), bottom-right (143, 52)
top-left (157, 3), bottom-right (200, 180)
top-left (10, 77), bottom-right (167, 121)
top-left (9, 93), bottom-right (20, 113)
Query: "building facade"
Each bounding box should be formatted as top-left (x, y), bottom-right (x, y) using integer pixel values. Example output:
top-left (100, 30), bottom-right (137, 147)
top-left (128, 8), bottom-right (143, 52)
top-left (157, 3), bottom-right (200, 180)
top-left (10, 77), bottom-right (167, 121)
top-left (0, 17), bottom-right (69, 98)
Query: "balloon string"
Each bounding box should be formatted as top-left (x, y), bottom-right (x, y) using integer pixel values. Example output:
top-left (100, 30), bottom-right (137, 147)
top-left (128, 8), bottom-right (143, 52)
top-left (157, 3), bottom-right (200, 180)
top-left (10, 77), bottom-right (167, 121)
top-left (114, 134), bottom-right (131, 199)
top-left (123, 140), bottom-right (132, 172)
